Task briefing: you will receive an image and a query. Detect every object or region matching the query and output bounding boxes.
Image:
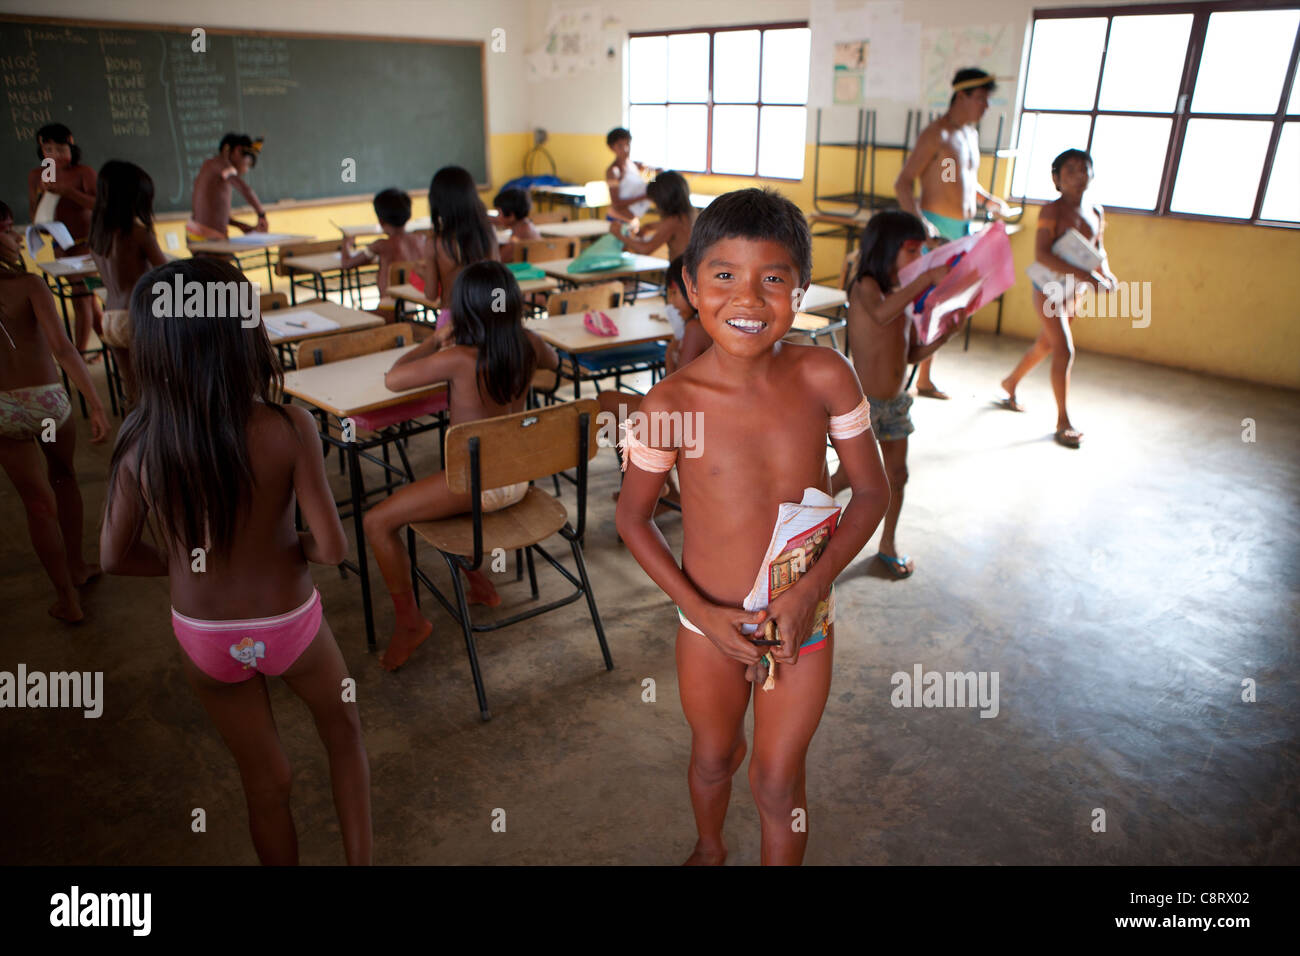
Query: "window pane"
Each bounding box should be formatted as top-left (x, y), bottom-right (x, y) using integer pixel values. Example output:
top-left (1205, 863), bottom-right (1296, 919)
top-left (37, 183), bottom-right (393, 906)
top-left (761, 28), bottom-right (810, 104)
top-left (1171, 119), bottom-right (1272, 218)
top-left (628, 105), bottom-right (667, 169)
top-left (629, 36), bottom-right (666, 103)
top-left (1012, 112), bottom-right (1093, 200)
top-left (665, 104), bottom-right (708, 172)
top-left (711, 105), bottom-right (758, 175)
top-left (1261, 123), bottom-right (1300, 222)
top-left (714, 31), bottom-right (759, 103)
top-left (1023, 18), bottom-right (1107, 110)
top-left (1191, 9), bottom-right (1300, 114)
top-left (667, 33), bottom-right (709, 103)
top-left (1089, 115), bottom-right (1171, 210)
top-left (758, 106), bottom-right (806, 179)
top-left (1098, 15), bottom-right (1192, 113)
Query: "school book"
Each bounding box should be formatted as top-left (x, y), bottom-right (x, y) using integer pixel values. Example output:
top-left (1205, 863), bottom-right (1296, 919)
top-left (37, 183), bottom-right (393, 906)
top-left (263, 309), bottom-right (340, 340)
top-left (1051, 228), bottom-right (1103, 273)
top-left (741, 487), bottom-right (841, 690)
top-left (897, 221), bottom-right (1015, 346)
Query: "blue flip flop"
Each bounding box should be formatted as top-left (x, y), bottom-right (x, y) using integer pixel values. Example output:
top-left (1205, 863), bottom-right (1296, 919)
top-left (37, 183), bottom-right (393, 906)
top-left (877, 552), bottom-right (914, 579)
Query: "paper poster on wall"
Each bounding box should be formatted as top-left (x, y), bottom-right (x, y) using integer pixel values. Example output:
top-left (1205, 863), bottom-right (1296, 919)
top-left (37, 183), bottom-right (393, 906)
top-left (526, 4), bottom-right (605, 80)
top-left (834, 41), bottom-right (869, 105)
top-left (921, 24), bottom-right (1020, 113)
top-left (864, 22), bottom-right (920, 102)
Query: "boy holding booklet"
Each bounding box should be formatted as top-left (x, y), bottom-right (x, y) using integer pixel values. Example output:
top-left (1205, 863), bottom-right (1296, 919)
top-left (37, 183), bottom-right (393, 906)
top-left (616, 189), bottom-right (890, 866)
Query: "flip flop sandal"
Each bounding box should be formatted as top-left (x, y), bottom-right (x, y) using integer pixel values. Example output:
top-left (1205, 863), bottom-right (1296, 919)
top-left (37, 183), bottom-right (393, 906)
top-left (994, 396), bottom-right (1026, 412)
top-left (877, 552), bottom-right (915, 579)
top-left (598, 310), bottom-right (619, 336)
top-left (916, 386), bottom-right (950, 400)
top-left (1054, 428), bottom-right (1083, 448)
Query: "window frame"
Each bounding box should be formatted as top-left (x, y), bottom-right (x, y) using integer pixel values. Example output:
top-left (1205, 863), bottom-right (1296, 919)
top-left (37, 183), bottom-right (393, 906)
top-left (626, 21), bottom-right (810, 181)
top-left (1019, 0), bottom-right (1300, 227)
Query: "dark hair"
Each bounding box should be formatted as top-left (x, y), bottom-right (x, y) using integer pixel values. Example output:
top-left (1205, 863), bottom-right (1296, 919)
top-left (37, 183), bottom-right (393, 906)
top-left (373, 188), bottom-right (412, 228)
top-left (36, 123), bottom-right (81, 166)
top-left (90, 161), bottom-right (155, 257)
top-left (428, 166), bottom-right (496, 267)
top-left (683, 188), bottom-right (811, 289)
top-left (606, 127), bottom-right (631, 148)
top-left (1051, 148), bottom-right (1093, 178)
top-left (0, 200), bottom-right (12, 222)
top-left (107, 258), bottom-right (290, 558)
top-left (949, 67), bottom-right (996, 107)
top-left (665, 255), bottom-right (690, 303)
top-left (854, 210), bottom-right (928, 293)
top-left (647, 171), bottom-right (692, 218)
top-left (219, 132), bottom-right (254, 152)
top-left (493, 187), bottom-right (531, 221)
top-left (449, 261), bottom-right (536, 406)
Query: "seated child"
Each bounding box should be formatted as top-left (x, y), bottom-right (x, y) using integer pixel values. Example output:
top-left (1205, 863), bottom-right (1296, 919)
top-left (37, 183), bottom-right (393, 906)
top-left (341, 187), bottom-right (427, 306)
top-left (615, 189), bottom-right (890, 865)
top-left (999, 148), bottom-right (1116, 449)
top-left (612, 170), bottom-right (696, 261)
top-left (88, 160), bottom-right (168, 404)
top-left (99, 257), bottom-right (371, 865)
top-left (604, 127), bottom-right (659, 223)
top-left (828, 210), bottom-right (964, 579)
top-left (363, 261), bottom-right (560, 671)
top-left (493, 187), bottom-right (542, 263)
top-left (419, 166), bottom-right (500, 335)
top-left (0, 200), bottom-right (109, 622)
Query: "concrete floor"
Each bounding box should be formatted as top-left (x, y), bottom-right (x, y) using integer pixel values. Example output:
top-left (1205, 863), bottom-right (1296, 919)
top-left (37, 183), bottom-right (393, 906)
top-left (2, 331), bottom-right (1297, 865)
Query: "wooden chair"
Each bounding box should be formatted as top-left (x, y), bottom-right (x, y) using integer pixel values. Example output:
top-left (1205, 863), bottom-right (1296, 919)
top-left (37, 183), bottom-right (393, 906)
top-left (371, 260), bottom-right (424, 322)
top-left (531, 210), bottom-right (569, 224)
top-left (515, 237), bottom-right (575, 263)
top-left (410, 398), bottom-right (611, 720)
top-left (260, 291), bottom-right (289, 312)
top-left (277, 238), bottom-right (353, 305)
top-left (545, 281), bottom-right (622, 316)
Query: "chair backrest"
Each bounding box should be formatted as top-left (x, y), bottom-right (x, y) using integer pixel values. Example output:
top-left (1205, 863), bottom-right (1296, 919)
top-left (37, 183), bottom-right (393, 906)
top-left (387, 259), bottom-right (422, 288)
top-left (444, 398), bottom-right (599, 493)
top-left (545, 281), bottom-right (622, 316)
top-left (276, 238), bottom-right (343, 275)
top-left (530, 210), bottom-right (569, 224)
top-left (840, 249), bottom-right (861, 292)
top-left (295, 322), bottom-right (429, 368)
top-left (260, 292), bottom-right (289, 312)
top-left (516, 237), bottom-right (575, 263)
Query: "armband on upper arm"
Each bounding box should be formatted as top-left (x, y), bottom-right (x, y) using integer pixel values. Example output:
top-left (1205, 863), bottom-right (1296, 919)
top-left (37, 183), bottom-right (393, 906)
top-left (619, 420), bottom-right (678, 473)
top-left (828, 396), bottom-right (872, 440)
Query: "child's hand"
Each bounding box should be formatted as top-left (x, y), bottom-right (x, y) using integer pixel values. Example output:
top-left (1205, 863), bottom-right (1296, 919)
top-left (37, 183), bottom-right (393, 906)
top-left (692, 601), bottom-right (766, 665)
top-left (766, 584), bottom-right (823, 665)
top-left (254, 214), bottom-right (269, 233)
top-left (88, 407), bottom-right (110, 443)
top-left (924, 263), bottom-right (952, 287)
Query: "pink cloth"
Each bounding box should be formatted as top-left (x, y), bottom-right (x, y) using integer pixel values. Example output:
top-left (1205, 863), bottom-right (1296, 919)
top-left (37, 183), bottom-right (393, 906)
top-left (352, 393), bottom-right (449, 432)
top-left (171, 589), bottom-right (322, 683)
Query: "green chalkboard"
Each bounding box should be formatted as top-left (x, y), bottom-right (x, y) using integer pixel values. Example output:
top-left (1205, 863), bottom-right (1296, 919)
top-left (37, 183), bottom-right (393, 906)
top-left (1, 17), bottom-right (488, 215)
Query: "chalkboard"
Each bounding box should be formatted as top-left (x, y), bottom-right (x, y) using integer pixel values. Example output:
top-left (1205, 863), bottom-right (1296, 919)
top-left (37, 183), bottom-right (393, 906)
top-left (0, 17), bottom-right (488, 215)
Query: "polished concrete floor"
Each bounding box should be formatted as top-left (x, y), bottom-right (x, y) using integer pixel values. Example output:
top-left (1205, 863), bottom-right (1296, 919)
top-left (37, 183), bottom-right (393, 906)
top-left (2, 330), bottom-right (1297, 865)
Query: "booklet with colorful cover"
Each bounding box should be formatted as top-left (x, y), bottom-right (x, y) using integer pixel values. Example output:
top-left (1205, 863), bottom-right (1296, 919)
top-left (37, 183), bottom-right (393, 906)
top-left (897, 221), bottom-right (1016, 345)
top-left (742, 488), bottom-right (841, 623)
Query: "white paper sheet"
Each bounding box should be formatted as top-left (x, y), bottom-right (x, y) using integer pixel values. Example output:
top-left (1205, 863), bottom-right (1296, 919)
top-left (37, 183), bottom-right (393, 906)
top-left (263, 309), bottom-right (340, 339)
top-left (24, 220), bottom-right (76, 255)
top-left (33, 191), bottom-right (59, 224)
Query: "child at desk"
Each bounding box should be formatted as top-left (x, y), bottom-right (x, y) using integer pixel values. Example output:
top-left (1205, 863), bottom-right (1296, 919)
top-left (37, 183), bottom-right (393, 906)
top-left (420, 166), bottom-right (499, 332)
top-left (0, 200), bottom-right (109, 623)
top-left (610, 171), bottom-right (696, 261)
top-left (615, 190), bottom-right (889, 865)
top-left (89, 160), bottom-right (168, 404)
top-left (605, 127), bottom-right (659, 223)
top-left (363, 262), bottom-right (559, 671)
top-left (493, 187), bottom-right (541, 263)
top-left (828, 210), bottom-right (964, 580)
top-left (187, 133), bottom-right (268, 246)
top-left (340, 188), bottom-right (426, 301)
top-left (27, 123), bottom-right (101, 355)
top-left (100, 258), bottom-right (371, 865)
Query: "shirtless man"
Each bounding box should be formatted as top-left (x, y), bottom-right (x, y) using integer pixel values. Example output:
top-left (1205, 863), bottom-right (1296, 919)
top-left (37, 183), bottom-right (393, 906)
top-left (187, 133), bottom-right (268, 246)
top-left (895, 68), bottom-right (1011, 400)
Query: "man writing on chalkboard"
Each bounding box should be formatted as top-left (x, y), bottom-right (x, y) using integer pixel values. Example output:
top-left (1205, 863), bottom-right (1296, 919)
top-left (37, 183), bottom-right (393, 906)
top-left (186, 133), bottom-right (268, 247)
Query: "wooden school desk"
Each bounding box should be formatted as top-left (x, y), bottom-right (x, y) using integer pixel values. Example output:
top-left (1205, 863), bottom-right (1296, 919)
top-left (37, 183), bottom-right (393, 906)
top-left (527, 301), bottom-right (673, 399)
top-left (36, 255), bottom-right (117, 418)
top-left (263, 300), bottom-right (385, 367)
top-left (792, 285), bottom-right (850, 349)
top-left (386, 276), bottom-right (560, 322)
top-left (536, 220), bottom-right (611, 242)
top-left (281, 344), bottom-right (447, 648)
top-left (532, 184), bottom-right (605, 219)
top-left (278, 250), bottom-right (358, 306)
top-left (533, 254), bottom-right (670, 302)
top-left (337, 216), bottom-right (432, 240)
top-left (189, 233), bottom-right (313, 293)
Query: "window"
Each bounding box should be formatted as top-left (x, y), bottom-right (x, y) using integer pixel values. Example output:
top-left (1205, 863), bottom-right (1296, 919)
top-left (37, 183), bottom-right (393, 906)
top-left (627, 24), bottom-right (811, 180)
top-left (1013, 2), bottom-right (1300, 225)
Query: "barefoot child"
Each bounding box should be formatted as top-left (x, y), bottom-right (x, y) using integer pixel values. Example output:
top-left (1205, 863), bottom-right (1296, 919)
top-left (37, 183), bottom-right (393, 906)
top-left (363, 261), bottom-right (559, 670)
top-left (829, 211), bottom-right (964, 579)
top-left (998, 148), bottom-right (1116, 449)
top-left (422, 165), bottom-right (500, 318)
top-left (611, 170), bottom-right (697, 261)
top-left (0, 201), bottom-right (109, 622)
top-left (340, 188), bottom-right (426, 302)
top-left (615, 189), bottom-right (890, 865)
top-left (27, 124), bottom-right (101, 355)
top-left (493, 187), bottom-right (541, 262)
top-left (100, 258), bottom-right (371, 865)
top-left (88, 160), bottom-right (168, 404)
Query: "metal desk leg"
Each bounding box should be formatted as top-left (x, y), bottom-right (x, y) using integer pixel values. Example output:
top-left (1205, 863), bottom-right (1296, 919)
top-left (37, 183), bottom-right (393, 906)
top-left (264, 248), bottom-right (275, 294)
top-left (996, 293), bottom-right (1004, 335)
top-left (347, 439), bottom-right (377, 649)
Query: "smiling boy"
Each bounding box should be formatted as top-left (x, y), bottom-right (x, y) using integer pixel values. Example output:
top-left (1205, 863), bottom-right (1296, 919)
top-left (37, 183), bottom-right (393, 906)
top-left (615, 189), bottom-right (890, 865)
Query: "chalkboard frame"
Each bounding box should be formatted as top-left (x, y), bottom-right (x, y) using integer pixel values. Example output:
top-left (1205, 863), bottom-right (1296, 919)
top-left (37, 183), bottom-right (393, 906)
top-left (1, 14), bottom-right (493, 214)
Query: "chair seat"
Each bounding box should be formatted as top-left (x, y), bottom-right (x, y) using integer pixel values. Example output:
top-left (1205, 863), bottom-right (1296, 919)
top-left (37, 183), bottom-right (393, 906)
top-left (411, 487), bottom-right (568, 555)
top-left (351, 393), bottom-right (448, 432)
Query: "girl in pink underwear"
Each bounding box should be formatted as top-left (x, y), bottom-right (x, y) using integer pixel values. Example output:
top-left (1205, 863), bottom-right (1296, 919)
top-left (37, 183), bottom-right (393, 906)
top-left (0, 200), bottom-right (109, 623)
top-left (99, 258), bottom-right (372, 865)
top-left (363, 261), bottom-right (559, 671)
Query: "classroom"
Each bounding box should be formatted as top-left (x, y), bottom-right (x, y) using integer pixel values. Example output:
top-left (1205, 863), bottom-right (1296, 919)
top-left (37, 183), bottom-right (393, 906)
top-left (1, 0), bottom-right (1296, 876)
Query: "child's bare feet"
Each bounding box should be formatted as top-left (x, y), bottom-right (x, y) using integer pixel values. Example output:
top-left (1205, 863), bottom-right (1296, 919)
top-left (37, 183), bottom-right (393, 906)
top-left (464, 569), bottom-right (501, 608)
top-left (48, 591), bottom-right (85, 623)
top-left (70, 562), bottom-right (101, 587)
top-left (683, 840), bottom-right (728, 866)
top-left (380, 617), bottom-right (433, 670)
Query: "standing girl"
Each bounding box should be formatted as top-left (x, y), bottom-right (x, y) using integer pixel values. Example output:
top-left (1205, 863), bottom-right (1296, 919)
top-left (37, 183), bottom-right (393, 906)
top-left (100, 258), bottom-right (372, 865)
